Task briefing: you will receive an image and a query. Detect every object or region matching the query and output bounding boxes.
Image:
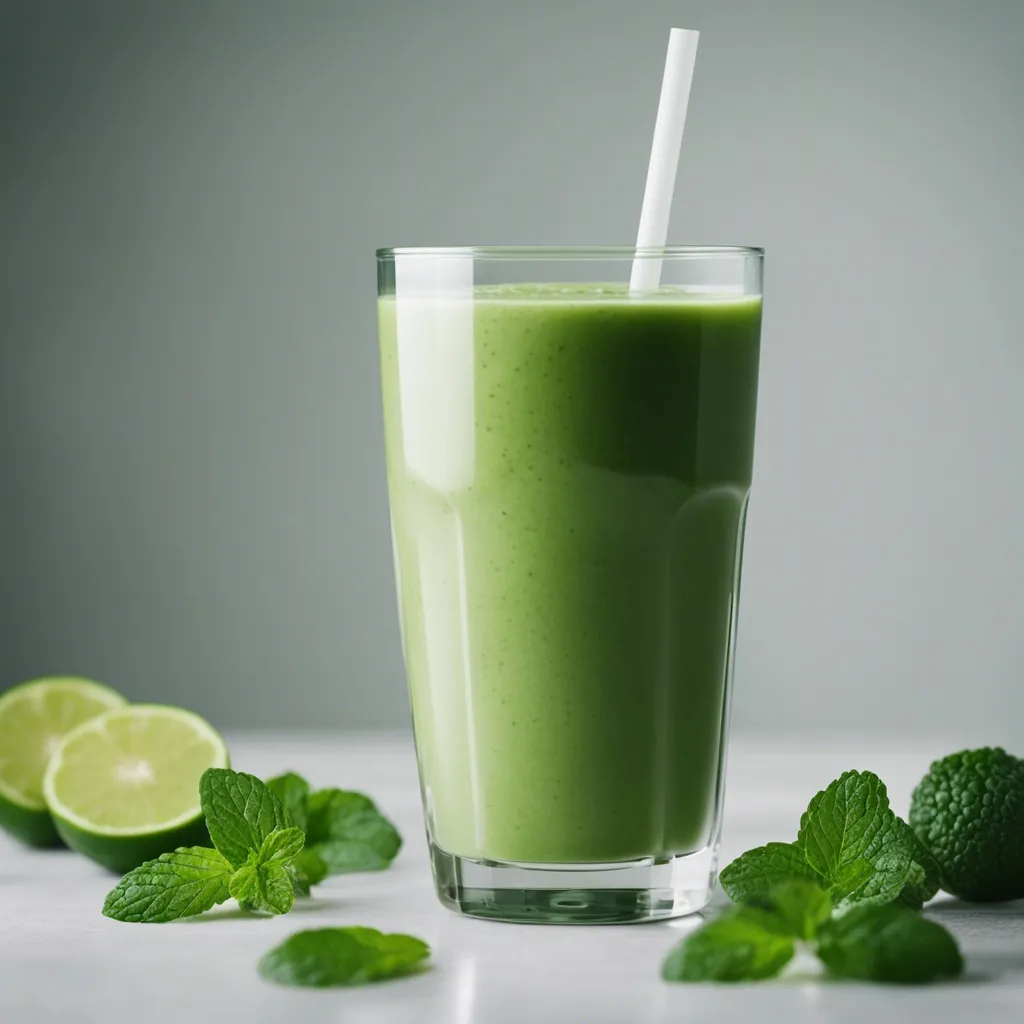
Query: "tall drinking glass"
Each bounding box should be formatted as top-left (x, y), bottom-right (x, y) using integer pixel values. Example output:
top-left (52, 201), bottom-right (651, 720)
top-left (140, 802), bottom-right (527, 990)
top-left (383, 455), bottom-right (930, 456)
top-left (378, 247), bottom-right (763, 923)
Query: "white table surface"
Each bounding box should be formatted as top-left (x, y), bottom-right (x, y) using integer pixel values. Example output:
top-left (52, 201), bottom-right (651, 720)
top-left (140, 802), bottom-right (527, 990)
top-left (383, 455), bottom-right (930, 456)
top-left (2, 732), bottom-right (1022, 1023)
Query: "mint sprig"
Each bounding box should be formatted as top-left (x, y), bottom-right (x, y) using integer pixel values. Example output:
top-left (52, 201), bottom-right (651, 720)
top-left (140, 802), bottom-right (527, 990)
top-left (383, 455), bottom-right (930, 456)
top-left (102, 847), bottom-right (233, 923)
top-left (683, 766), bottom-right (965, 985)
top-left (720, 770), bottom-right (917, 909)
top-left (258, 927), bottom-right (430, 987)
top-left (663, 880), bottom-right (963, 985)
top-left (104, 768), bottom-right (405, 924)
top-left (104, 769), bottom-right (307, 923)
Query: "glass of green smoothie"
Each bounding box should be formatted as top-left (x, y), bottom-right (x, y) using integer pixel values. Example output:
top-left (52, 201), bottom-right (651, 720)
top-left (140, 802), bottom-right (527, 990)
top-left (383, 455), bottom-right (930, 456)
top-left (378, 246), bottom-right (763, 923)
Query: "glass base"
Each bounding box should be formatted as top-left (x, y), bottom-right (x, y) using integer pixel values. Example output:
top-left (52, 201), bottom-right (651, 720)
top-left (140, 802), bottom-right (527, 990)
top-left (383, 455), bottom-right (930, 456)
top-left (430, 840), bottom-right (718, 924)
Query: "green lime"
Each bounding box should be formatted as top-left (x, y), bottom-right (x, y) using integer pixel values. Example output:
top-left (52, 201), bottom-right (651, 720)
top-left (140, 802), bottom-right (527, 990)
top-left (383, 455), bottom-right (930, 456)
top-left (0, 677), bottom-right (127, 847)
top-left (42, 704), bottom-right (229, 872)
top-left (909, 747), bottom-right (1024, 902)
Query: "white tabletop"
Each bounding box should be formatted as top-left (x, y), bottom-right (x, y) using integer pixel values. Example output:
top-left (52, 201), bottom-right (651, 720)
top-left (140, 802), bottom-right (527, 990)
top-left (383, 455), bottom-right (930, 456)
top-left (2, 733), bottom-right (1022, 1023)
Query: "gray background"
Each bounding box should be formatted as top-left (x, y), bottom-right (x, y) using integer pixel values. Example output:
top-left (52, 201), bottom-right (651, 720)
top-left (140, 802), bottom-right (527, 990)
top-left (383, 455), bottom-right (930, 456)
top-left (1, 0), bottom-right (1021, 741)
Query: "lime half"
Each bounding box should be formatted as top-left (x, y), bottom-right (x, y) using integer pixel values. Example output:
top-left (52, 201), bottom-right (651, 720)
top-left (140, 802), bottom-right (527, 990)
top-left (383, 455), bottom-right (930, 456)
top-left (43, 704), bottom-right (229, 872)
top-left (0, 677), bottom-right (127, 847)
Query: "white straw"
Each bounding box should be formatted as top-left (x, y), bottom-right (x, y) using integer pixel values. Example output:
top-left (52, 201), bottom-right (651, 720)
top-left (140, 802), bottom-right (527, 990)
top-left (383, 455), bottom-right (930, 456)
top-left (629, 28), bottom-right (700, 293)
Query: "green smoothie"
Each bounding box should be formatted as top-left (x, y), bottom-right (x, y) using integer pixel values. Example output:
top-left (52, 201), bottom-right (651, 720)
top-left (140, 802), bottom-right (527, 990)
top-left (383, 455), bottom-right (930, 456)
top-left (379, 283), bottom-right (761, 865)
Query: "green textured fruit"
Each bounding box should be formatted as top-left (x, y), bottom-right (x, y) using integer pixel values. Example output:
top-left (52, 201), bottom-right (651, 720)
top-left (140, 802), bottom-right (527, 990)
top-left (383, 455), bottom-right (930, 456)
top-left (909, 747), bottom-right (1024, 902)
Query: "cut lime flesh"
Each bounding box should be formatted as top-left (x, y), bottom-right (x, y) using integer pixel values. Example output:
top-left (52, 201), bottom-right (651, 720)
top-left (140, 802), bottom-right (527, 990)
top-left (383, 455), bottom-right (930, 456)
top-left (0, 677), bottom-right (126, 847)
top-left (43, 704), bottom-right (229, 872)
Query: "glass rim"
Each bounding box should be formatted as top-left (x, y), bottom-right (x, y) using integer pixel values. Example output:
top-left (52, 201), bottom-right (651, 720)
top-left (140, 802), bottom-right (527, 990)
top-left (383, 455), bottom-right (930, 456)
top-left (376, 245), bottom-right (763, 261)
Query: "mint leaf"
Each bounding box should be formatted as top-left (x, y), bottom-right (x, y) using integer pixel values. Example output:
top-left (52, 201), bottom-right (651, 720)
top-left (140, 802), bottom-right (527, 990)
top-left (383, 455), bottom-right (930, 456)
top-left (830, 857), bottom-right (874, 899)
top-left (230, 855), bottom-right (295, 916)
top-left (103, 847), bottom-right (232, 923)
top-left (845, 836), bottom-right (914, 907)
top-left (258, 927), bottom-right (430, 987)
top-left (200, 768), bottom-right (289, 868)
top-left (266, 772), bottom-right (310, 833)
top-left (307, 789), bottom-right (402, 874)
top-left (229, 855), bottom-right (261, 908)
top-left (260, 826), bottom-right (305, 864)
top-left (662, 908), bottom-right (795, 983)
top-left (288, 873), bottom-right (311, 898)
top-left (291, 848), bottom-right (329, 894)
top-left (816, 904), bottom-right (964, 983)
top-left (894, 820), bottom-right (941, 909)
top-left (719, 842), bottom-right (822, 903)
top-left (797, 770), bottom-right (913, 906)
top-left (799, 770), bottom-right (887, 877)
top-left (307, 789), bottom-right (375, 839)
top-left (762, 880), bottom-right (832, 941)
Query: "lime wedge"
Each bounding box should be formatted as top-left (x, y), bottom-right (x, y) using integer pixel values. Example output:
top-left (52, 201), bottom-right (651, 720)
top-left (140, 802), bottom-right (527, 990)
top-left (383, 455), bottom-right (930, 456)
top-left (43, 704), bottom-right (229, 872)
top-left (0, 677), bottom-right (127, 847)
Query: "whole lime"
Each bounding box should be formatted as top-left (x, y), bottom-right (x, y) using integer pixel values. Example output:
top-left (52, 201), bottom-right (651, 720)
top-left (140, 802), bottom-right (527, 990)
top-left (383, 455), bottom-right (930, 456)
top-left (909, 747), bottom-right (1024, 903)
